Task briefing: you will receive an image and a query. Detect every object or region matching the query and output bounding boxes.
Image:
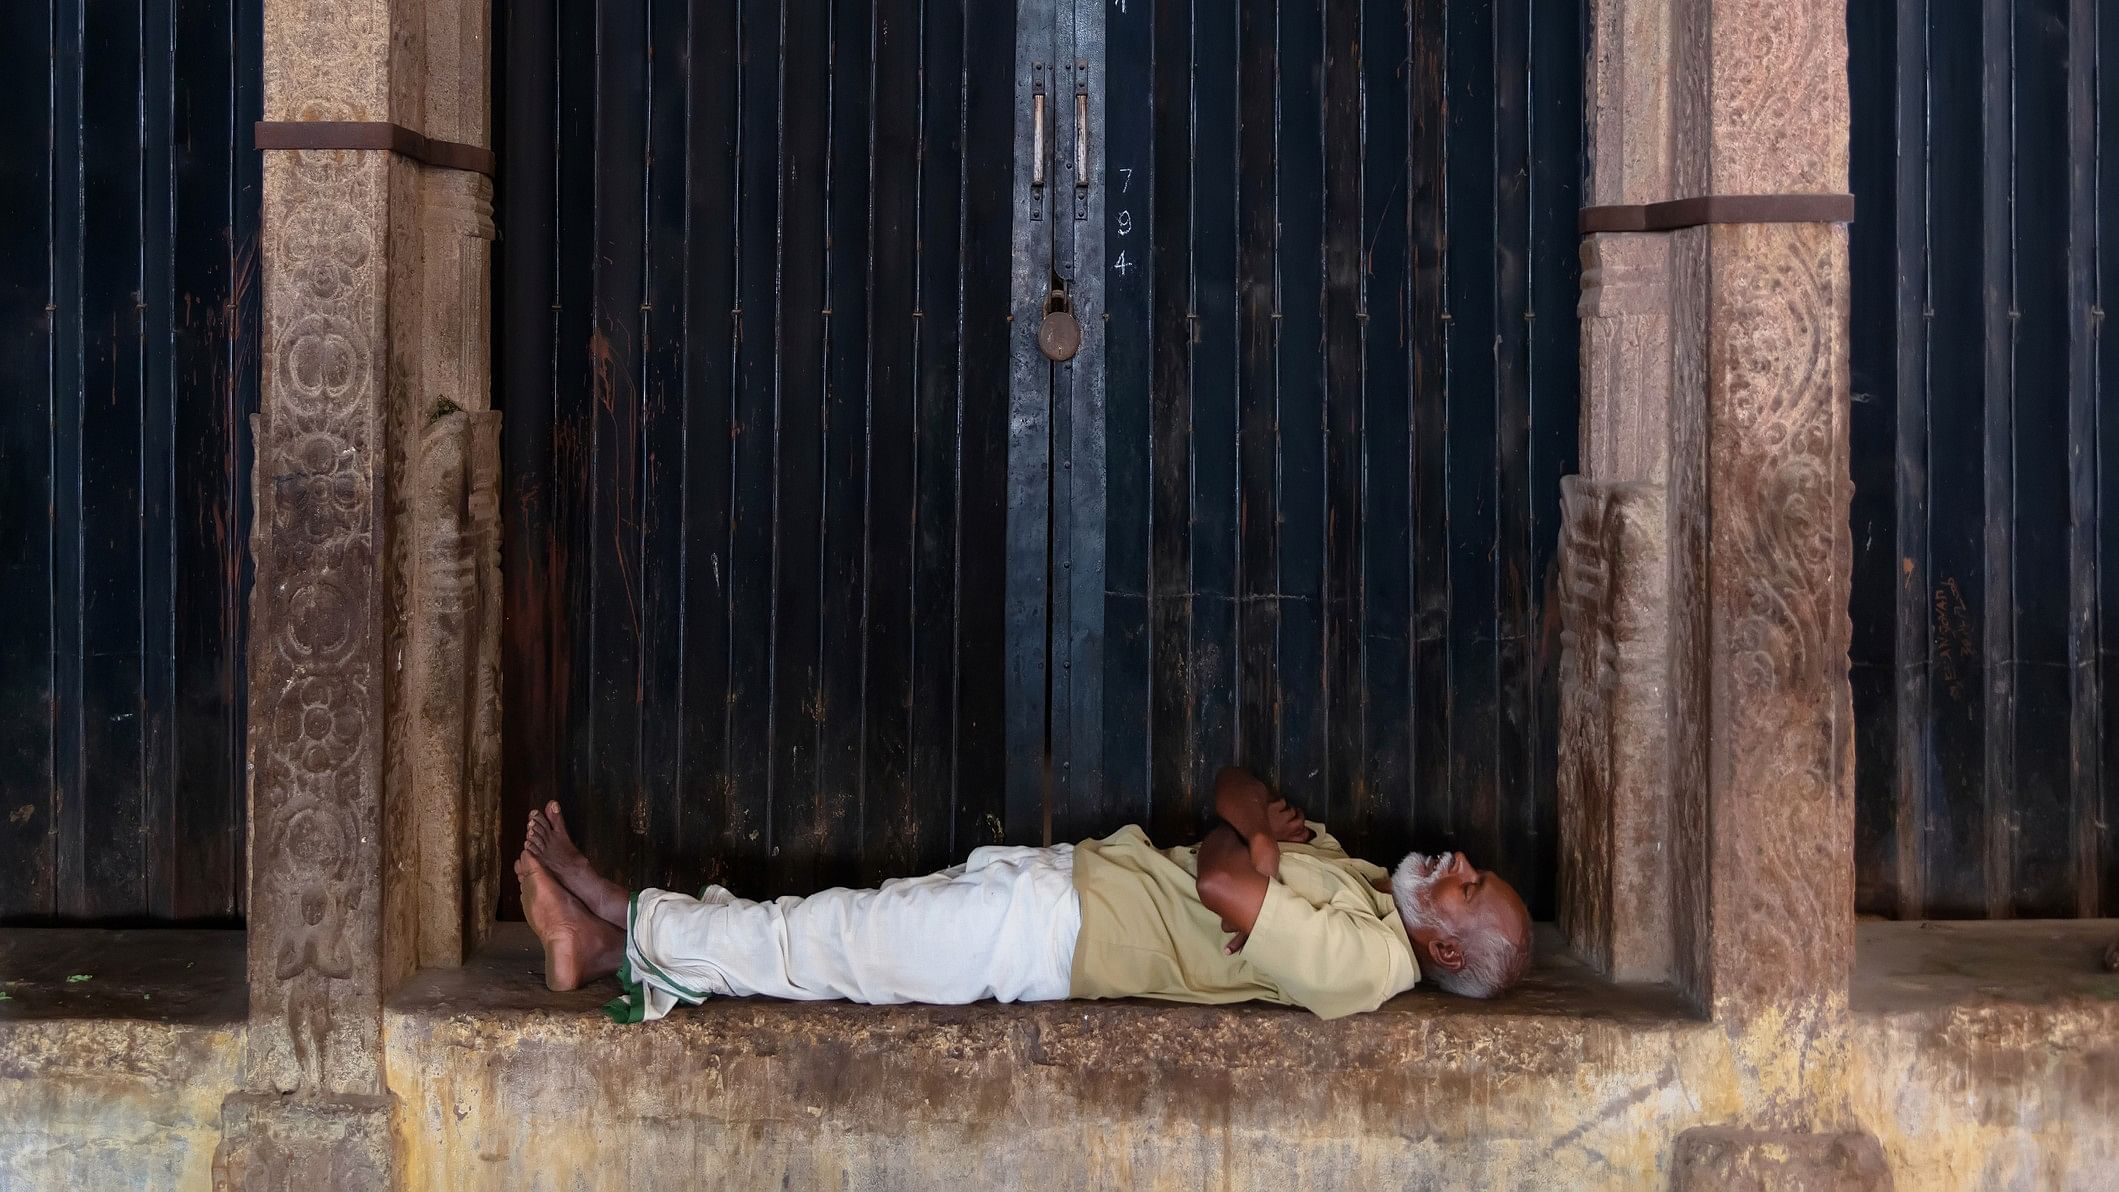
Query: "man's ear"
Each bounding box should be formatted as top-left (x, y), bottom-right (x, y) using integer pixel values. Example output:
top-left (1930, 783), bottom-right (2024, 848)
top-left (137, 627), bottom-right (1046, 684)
top-left (1429, 936), bottom-right (1466, 972)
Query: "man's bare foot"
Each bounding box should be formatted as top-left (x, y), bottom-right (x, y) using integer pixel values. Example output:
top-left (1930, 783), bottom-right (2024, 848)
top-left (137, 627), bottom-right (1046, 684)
top-left (516, 850), bottom-right (623, 992)
top-left (523, 801), bottom-right (629, 926)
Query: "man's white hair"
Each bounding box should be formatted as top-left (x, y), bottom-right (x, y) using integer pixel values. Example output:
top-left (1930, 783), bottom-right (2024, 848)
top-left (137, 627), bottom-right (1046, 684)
top-left (1389, 853), bottom-right (1528, 998)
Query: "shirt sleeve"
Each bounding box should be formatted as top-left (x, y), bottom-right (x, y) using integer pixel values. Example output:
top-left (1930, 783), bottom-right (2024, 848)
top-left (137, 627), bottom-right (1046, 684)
top-left (1240, 879), bottom-right (1420, 1020)
top-left (1300, 821), bottom-right (1347, 856)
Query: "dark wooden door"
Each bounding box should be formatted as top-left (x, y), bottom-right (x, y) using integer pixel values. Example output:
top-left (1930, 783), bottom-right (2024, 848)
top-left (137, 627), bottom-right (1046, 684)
top-left (0, 0), bottom-right (259, 924)
top-left (499, 0), bottom-right (1021, 906)
top-left (1847, 0), bottom-right (2119, 919)
top-left (501, 0), bottom-right (1584, 915)
top-left (1013, 0), bottom-right (1584, 916)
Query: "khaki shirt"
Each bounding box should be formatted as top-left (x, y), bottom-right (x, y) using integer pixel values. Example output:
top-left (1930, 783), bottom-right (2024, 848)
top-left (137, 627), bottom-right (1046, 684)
top-left (1067, 822), bottom-right (1420, 1019)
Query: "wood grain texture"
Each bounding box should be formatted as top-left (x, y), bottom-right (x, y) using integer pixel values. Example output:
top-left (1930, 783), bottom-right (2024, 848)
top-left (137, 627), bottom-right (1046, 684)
top-left (501, 0), bottom-right (1020, 901)
top-left (0, 0), bottom-right (258, 925)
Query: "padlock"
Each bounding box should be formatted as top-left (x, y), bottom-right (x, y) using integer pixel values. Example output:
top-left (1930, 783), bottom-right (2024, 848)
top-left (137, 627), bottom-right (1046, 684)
top-left (1039, 286), bottom-right (1082, 362)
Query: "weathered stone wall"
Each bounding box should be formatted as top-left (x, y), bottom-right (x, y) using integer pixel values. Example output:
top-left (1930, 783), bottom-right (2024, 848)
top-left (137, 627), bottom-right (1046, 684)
top-left (372, 980), bottom-right (2114, 1191)
top-left (0, 1020), bottom-right (239, 1190)
top-left (6, 996), bottom-right (2112, 1192)
top-left (4, 922), bottom-right (2113, 1190)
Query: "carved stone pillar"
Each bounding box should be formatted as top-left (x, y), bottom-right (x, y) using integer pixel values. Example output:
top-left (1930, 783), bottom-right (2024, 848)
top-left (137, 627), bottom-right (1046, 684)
top-left (219, 0), bottom-right (493, 1184)
top-left (1562, 0), bottom-right (1682, 984)
top-left (1557, 478), bottom-right (1671, 982)
top-left (1665, 0), bottom-right (1854, 1021)
top-left (1569, 0), bottom-right (1865, 1177)
top-left (1567, 0), bottom-right (1854, 1012)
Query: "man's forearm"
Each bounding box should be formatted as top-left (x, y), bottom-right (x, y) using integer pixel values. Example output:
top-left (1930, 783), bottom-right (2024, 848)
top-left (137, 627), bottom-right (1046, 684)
top-left (1195, 824), bottom-right (1270, 935)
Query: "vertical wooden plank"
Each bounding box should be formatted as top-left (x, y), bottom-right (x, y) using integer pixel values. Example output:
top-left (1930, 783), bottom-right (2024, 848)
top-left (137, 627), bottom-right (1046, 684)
top-left (767, 0), bottom-right (830, 893)
top-left (0, 0), bottom-right (58, 919)
top-left (676, 0), bottom-right (740, 892)
top-left (636, 0), bottom-right (692, 892)
top-left (1096, 0), bottom-right (1155, 836)
top-left (1234, 0), bottom-right (1277, 784)
top-left (1521, 0), bottom-right (1579, 920)
top-left (79, 0), bottom-right (148, 917)
top-left (140, 0), bottom-right (177, 919)
top-left (862, 0), bottom-right (921, 879)
top-left (814, 0), bottom-right (874, 881)
top-left (1407, 0), bottom-right (1450, 845)
top-left (1003, 0), bottom-right (1053, 847)
top-left (497, 0), bottom-right (557, 920)
top-left (2095, 0), bottom-right (2119, 916)
top-left (1272, 0), bottom-right (1328, 810)
top-left (1146, 0), bottom-right (1194, 842)
top-left (2065, 0), bottom-right (2102, 918)
top-left (910, 0), bottom-right (968, 874)
top-left (1491, 0), bottom-right (1535, 895)
top-left (724, 0), bottom-right (784, 890)
top-left (547, 0), bottom-right (599, 892)
top-left (955, 0), bottom-right (1014, 855)
top-left (1847, 0), bottom-right (1907, 916)
top-left (1921, 0), bottom-right (1991, 917)
top-left (171, 0), bottom-right (253, 921)
top-left (1318, 0), bottom-right (1360, 829)
top-left (587, 0), bottom-right (649, 888)
top-left (1354, 0), bottom-right (1412, 861)
top-left (1189, 0), bottom-right (1239, 808)
top-left (48, 0), bottom-right (87, 919)
top-left (1444, 0), bottom-right (1499, 866)
top-left (1058, 0), bottom-right (1107, 861)
top-left (2009, 0), bottom-right (2073, 917)
top-left (1890, 0), bottom-right (1932, 920)
top-left (1978, 0), bottom-right (2016, 918)
top-left (229, 0), bottom-right (259, 918)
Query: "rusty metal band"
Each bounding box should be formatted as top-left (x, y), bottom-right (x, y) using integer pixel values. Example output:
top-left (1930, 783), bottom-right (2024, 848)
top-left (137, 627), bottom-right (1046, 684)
top-left (1578, 193), bottom-right (1855, 235)
top-left (253, 121), bottom-right (495, 177)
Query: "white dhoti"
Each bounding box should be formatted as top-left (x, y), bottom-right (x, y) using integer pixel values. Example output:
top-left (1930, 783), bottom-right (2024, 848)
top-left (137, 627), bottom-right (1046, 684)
top-left (610, 844), bottom-right (1081, 1022)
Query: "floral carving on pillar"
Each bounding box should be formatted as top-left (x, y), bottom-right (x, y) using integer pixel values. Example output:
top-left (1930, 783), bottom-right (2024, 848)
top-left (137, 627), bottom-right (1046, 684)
top-left (244, 146), bottom-right (389, 1099)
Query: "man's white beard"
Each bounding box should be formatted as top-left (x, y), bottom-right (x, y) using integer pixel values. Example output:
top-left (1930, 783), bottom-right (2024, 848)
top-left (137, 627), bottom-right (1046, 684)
top-left (1390, 852), bottom-right (1450, 934)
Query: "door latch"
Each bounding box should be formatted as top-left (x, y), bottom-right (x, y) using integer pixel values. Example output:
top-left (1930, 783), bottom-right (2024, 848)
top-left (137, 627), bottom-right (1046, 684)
top-left (1039, 276), bottom-right (1081, 362)
top-left (1031, 65), bottom-right (1047, 222)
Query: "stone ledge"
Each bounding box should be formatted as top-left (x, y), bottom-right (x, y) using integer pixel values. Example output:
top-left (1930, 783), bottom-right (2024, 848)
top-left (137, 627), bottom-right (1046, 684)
top-left (388, 922), bottom-right (1703, 1073)
top-left (4, 923), bottom-right (2116, 1188)
top-left (0, 930), bottom-right (244, 1190)
top-left (1852, 918), bottom-right (2119, 1018)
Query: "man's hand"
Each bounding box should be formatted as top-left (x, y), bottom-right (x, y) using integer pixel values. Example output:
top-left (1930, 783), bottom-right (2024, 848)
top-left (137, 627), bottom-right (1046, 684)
top-left (1213, 766), bottom-right (1313, 844)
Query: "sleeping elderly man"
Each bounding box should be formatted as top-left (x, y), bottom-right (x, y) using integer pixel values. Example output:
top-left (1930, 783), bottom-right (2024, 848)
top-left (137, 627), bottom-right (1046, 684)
top-left (516, 767), bottom-right (1533, 1021)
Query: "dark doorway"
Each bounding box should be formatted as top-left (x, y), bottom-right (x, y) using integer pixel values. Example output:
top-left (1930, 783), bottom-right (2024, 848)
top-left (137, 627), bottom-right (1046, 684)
top-left (498, 0), bottom-right (1021, 907)
top-left (499, 0), bottom-right (1584, 917)
top-left (0, 0), bottom-right (259, 924)
top-left (1014, 0), bottom-right (1584, 916)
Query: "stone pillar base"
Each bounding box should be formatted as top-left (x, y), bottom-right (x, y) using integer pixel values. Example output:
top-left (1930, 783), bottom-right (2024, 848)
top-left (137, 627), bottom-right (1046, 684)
top-left (1672, 1128), bottom-right (1891, 1192)
top-left (215, 1092), bottom-right (394, 1191)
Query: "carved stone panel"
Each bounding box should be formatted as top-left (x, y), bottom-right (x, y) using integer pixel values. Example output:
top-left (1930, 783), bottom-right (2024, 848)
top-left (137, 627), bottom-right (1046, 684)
top-left (409, 408), bottom-right (503, 967)
top-left (385, 162), bottom-right (500, 977)
top-left (242, 147), bottom-right (393, 1099)
top-left (1558, 477), bottom-right (1673, 982)
top-left (1697, 221), bottom-right (1855, 1015)
top-left (216, 1092), bottom-right (393, 1192)
top-left (1586, 0), bottom-right (1675, 207)
top-left (1672, 0), bottom-right (1850, 197)
top-left (1580, 232), bottom-right (1675, 485)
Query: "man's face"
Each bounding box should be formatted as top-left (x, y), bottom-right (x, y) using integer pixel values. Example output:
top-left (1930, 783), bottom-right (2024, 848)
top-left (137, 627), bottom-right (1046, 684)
top-left (1391, 851), bottom-right (1531, 982)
